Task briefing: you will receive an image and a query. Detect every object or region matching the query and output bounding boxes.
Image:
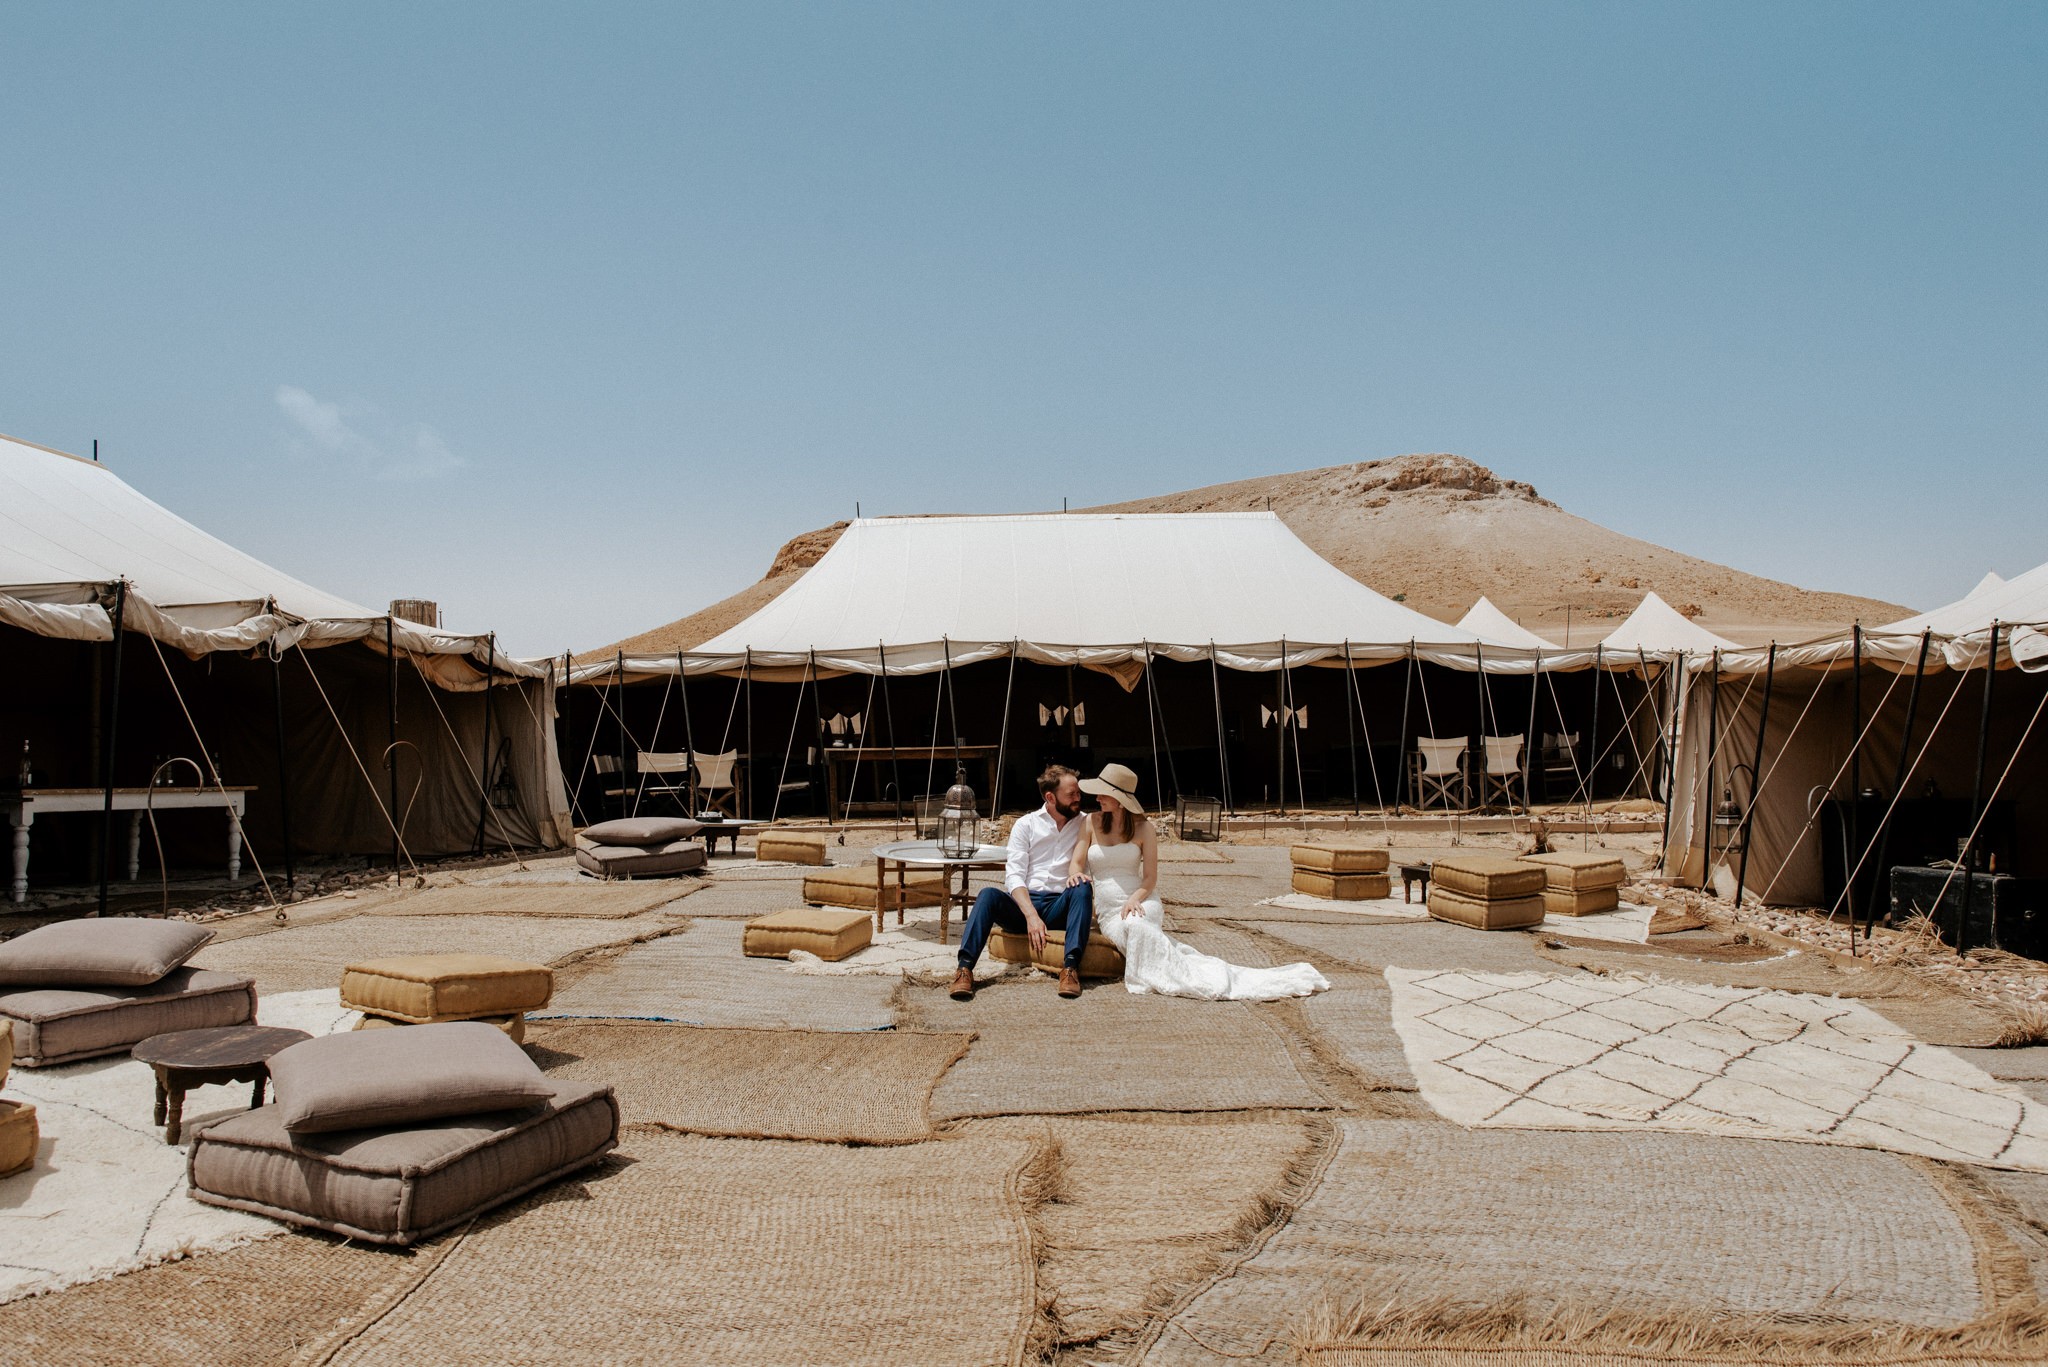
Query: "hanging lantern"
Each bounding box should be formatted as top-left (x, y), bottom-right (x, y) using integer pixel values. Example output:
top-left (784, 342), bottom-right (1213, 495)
top-left (936, 764), bottom-right (980, 857)
top-left (1710, 785), bottom-right (1745, 860)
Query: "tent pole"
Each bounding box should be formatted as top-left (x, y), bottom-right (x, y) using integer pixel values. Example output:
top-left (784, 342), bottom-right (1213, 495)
top-left (942, 637), bottom-right (961, 768)
top-left (878, 641), bottom-right (904, 828)
top-left (1342, 641), bottom-right (1359, 816)
top-left (1474, 643), bottom-right (1487, 812)
top-left (1275, 638), bottom-right (1288, 817)
top-left (1143, 642), bottom-right (1164, 813)
top-left (387, 617), bottom-right (400, 874)
top-left (473, 636), bottom-right (496, 853)
top-left (96, 581), bottom-right (127, 917)
top-left (808, 649), bottom-right (828, 821)
top-left (1703, 650), bottom-right (1720, 879)
top-left (272, 646), bottom-right (295, 895)
top-left (1396, 644), bottom-right (1414, 810)
top-left (1868, 630), bottom-right (1930, 939)
top-left (993, 643), bottom-right (1018, 820)
top-left (677, 650), bottom-right (697, 814)
top-left (1524, 650), bottom-right (1541, 815)
top-left (1208, 643), bottom-right (1233, 816)
top-left (1732, 643), bottom-right (1776, 909)
top-left (744, 648), bottom-right (754, 820)
top-left (615, 651), bottom-right (629, 821)
top-left (1847, 624), bottom-right (1863, 931)
top-left (1960, 622), bottom-right (2000, 953)
top-left (1582, 645), bottom-right (1603, 824)
top-left (1655, 652), bottom-right (1680, 869)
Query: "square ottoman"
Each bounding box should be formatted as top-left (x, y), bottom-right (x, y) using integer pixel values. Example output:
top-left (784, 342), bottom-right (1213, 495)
top-left (801, 865), bottom-right (946, 914)
top-left (1430, 856), bottom-right (1547, 901)
top-left (1290, 844), bottom-right (1390, 875)
top-left (757, 831), bottom-right (831, 865)
top-left (574, 836), bottom-right (707, 879)
top-left (988, 927), bottom-right (1127, 980)
top-left (0, 1100), bottom-right (36, 1179)
top-left (1427, 886), bottom-right (1546, 931)
top-left (353, 1013), bottom-right (528, 1044)
top-left (1290, 868), bottom-right (1393, 901)
top-left (1523, 851), bottom-right (1629, 891)
top-left (188, 1079), bottom-right (619, 1245)
top-left (340, 955), bottom-right (553, 1025)
top-left (1543, 885), bottom-right (1622, 917)
top-left (742, 908), bottom-right (874, 961)
top-left (1, 968), bottom-right (258, 1068)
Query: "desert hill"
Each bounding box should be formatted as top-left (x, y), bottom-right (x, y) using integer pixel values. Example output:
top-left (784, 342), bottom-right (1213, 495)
top-left (580, 454), bottom-right (1912, 657)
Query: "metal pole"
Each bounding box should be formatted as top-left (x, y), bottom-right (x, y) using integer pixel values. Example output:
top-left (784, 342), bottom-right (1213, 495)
top-left (272, 644), bottom-right (296, 895)
top-left (616, 651), bottom-right (629, 821)
top-left (1732, 643), bottom-right (1776, 908)
top-left (1342, 641), bottom-right (1360, 815)
top-left (1703, 650), bottom-right (1720, 875)
top-left (473, 635), bottom-right (496, 852)
top-left (386, 616), bottom-right (400, 873)
top-left (1474, 643), bottom-right (1487, 809)
top-left (743, 648), bottom-right (754, 820)
top-left (1143, 642), bottom-right (1164, 813)
top-left (1655, 652), bottom-right (1680, 867)
top-left (1524, 649), bottom-right (1541, 812)
top-left (807, 648), bottom-right (828, 819)
top-left (942, 637), bottom-right (961, 767)
top-left (878, 641), bottom-right (904, 825)
top-left (97, 581), bottom-right (127, 917)
top-left (1275, 638), bottom-right (1288, 816)
top-left (1846, 624), bottom-right (1863, 928)
top-left (1583, 645), bottom-right (1603, 815)
top-left (1396, 644), bottom-right (1414, 809)
top-left (1868, 630), bottom-right (1930, 939)
top-left (1208, 643), bottom-right (1233, 815)
top-left (677, 650), bottom-right (698, 813)
top-left (993, 643), bottom-right (1018, 818)
top-left (1960, 622), bottom-right (2000, 952)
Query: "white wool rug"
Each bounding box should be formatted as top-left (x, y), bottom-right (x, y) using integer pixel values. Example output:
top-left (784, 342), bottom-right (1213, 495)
top-left (1257, 893), bottom-right (1429, 920)
top-left (0, 989), bottom-right (357, 1303)
top-left (1386, 967), bottom-right (2048, 1172)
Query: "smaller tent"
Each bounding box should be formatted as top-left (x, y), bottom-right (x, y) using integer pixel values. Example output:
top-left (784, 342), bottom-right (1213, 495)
top-left (1456, 597), bottom-right (1557, 651)
top-left (1597, 593), bottom-right (1740, 657)
top-left (1880, 561), bottom-right (2048, 672)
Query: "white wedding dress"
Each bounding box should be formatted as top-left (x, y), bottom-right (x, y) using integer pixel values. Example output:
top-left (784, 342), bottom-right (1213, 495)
top-left (1085, 840), bottom-right (1330, 1000)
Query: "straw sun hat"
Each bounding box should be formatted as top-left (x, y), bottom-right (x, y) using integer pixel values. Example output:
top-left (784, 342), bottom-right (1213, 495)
top-left (1079, 763), bottom-right (1145, 815)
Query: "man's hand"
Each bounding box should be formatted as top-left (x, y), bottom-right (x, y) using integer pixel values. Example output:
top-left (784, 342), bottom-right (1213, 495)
top-left (1065, 872), bottom-right (1092, 888)
top-left (1025, 911), bottom-right (1049, 954)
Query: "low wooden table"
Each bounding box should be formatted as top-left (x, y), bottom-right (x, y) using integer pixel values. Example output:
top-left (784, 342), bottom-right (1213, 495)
top-left (131, 1024), bottom-right (312, 1144)
top-left (871, 840), bottom-right (1009, 944)
top-left (694, 817), bottom-right (767, 856)
top-left (1399, 861), bottom-right (1433, 904)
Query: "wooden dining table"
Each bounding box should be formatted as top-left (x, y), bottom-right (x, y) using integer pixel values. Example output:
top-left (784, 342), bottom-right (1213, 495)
top-left (822, 746), bottom-right (999, 823)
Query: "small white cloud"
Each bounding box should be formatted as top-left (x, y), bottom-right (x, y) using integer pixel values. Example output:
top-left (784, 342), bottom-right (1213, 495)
top-left (276, 385), bottom-right (469, 481)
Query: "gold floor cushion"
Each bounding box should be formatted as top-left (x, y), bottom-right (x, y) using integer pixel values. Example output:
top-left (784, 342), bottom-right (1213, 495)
top-left (1428, 886), bottom-right (1546, 931)
top-left (0, 1100), bottom-right (36, 1179)
top-left (1291, 868), bottom-right (1392, 901)
top-left (757, 833), bottom-right (831, 866)
top-left (988, 927), bottom-right (1126, 980)
top-left (1, 1018), bottom-right (11, 1080)
top-left (1543, 885), bottom-right (1621, 917)
top-left (801, 864), bottom-right (946, 912)
top-left (1290, 844), bottom-right (1390, 875)
top-left (340, 954), bottom-right (553, 1024)
top-left (353, 1012), bottom-right (528, 1044)
top-left (1522, 851), bottom-right (1628, 891)
top-left (743, 908), bottom-right (873, 961)
top-left (1430, 856), bottom-right (1547, 900)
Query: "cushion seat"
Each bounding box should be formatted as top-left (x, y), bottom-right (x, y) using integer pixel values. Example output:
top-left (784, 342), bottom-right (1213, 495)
top-left (339, 954), bottom-right (553, 1024)
top-left (353, 1012), bottom-right (528, 1044)
top-left (1290, 869), bottom-right (1392, 901)
top-left (188, 1079), bottom-right (619, 1246)
top-left (1, 968), bottom-right (257, 1068)
top-left (987, 927), bottom-right (1126, 979)
top-left (801, 864), bottom-right (946, 913)
top-left (1543, 885), bottom-right (1621, 917)
top-left (1523, 851), bottom-right (1629, 891)
top-left (743, 908), bottom-right (873, 961)
top-left (574, 836), bottom-right (706, 879)
top-left (1428, 886), bottom-right (1546, 931)
top-left (1430, 856), bottom-right (1547, 900)
top-left (0, 1100), bottom-right (36, 1179)
top-left (1290, 844), bottom-right (1390, 875)
top-left (756, 832), bottom-right (831, 865)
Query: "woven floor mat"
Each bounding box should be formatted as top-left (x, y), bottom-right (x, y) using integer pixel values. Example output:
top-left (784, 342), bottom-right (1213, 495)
top-left (356, 881), bottom-right (695, 918)
top-left (542, 918), bottom-right (899, 1029)
top-left (0, 1229), bottom-right (422, 1367)
top-left (1301, 980), bottom-right (1419, 1091)
top-left (1142, 1120), bottom-right (1988, 1365)
top-left (1534, 941), bottom-right (2010, 1048)
top-left (653, 877), bottom-right (843, 918)
top-left (191, 914), bottom-right (678, 994)
top-left (1298, 1345), bottom-right (2048, 1366)
top-left (1174, 922), bottom-right (1280, 968)
top-left (528, 1021), bottom-right (972, 1144)
top-left (909, 978), bottom-right (1329, 1118)
top-left (317, 1130), bottom-right (1042, 1367)
top-left (1255, 920), bottom-right (1568, 976)
top-left (972, 1114), bottom-right (1313, 1348)
top-left (1157, 845), bottom-right (1234, 863)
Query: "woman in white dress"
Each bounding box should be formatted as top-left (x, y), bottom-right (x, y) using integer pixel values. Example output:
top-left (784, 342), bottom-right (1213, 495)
top-left (1068, 764), bottom-right (1330, 1001)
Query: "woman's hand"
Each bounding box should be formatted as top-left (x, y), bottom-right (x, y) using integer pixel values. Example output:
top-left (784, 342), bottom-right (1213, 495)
top-left (1120, 898), bottom-right (1145, 919)
top-left (1066, 872), bottom-right (1092, 888)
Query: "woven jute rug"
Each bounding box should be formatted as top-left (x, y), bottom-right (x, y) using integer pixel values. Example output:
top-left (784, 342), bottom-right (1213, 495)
top-left (1139, 1119), bottom-right (1993, 1366)
top-left (528, 1021), bottom-right (973, 1144)
top-left (908, 978), bottom-right (1329, 1119)
top-left (314, 1129), bottom-right (1045, 1367)
top-left (541, 917), bottom-right (899, 1030)
top-left (1255, 920), bottom-right (1568, 976)
top-left (1301, 981), bottom-right (1420, 1092)
top-left (359, 881), bottom-right (695, 918)
top-left (1299, 1350), bottom-right (2048, 1367)
top-left (972, 1114), bottom-right (1315, 1351)
top-left (192, 914), bottom-right (682, 994)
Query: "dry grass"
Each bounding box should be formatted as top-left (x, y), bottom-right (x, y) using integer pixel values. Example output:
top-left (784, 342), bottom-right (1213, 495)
top-left (1990, 1003), bottom-right (2048, 1049)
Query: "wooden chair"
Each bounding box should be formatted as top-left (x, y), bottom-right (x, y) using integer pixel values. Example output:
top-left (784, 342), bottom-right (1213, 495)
top-left (1410, 738), bottom-right (1468, 810)
top-left (635, 752), bottom-right (695, 815)
top-left (591, 754), bottom-right (632, 819)
top-left (695, 751), bottom-right (743, 817)
top-left (1477, 736), bottom-right (1526, 811)
top-left (1541, 732), bottom-right (1582, 804)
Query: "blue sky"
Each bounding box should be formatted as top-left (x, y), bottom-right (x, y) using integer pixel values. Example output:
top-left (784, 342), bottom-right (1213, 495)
top-left (2, 4), bottom-right (2042, 656)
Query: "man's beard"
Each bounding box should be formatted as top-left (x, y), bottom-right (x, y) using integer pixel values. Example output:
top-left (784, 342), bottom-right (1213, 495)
top-left (1053, 797), bottom-right (1081, 819)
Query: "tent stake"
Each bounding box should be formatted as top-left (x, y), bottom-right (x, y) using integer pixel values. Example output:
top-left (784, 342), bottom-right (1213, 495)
top-left (1960, 622), bottom-right (2000, 952)
top-left (1732, 643), bottom-right (1776, 909)
top-left (1208, 643), bottom-right (1233, 815)
top-left (273, 644), bottom-right (296, 895)
top-left (96, 580), bottom-right (127, 917)
top-left (386, 617), bottom-right (400, 874)
top-left (1868, 630), bottom-right (1930, 939)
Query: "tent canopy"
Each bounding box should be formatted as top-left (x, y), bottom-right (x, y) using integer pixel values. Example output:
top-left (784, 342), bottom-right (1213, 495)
top-left (1456, 596), bottom-right (1556, 650)
top-left (1597, 592), bottom-right (1740, 656)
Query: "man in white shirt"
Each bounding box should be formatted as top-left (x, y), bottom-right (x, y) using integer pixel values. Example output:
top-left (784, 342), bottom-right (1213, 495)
top-left (952, 765), bottom-right (1093, 1001)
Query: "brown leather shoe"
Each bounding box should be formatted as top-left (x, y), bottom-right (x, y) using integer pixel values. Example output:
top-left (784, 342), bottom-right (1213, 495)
top-left (949, 968), bottom-right (976, 1001)
top-left (1058, 968), bottom-right (1082, 998)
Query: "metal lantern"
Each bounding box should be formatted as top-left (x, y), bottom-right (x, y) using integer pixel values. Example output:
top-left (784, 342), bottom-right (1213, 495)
top-left (1176, 794), bottom-right (1224, 843)
top-left (936, 764), bottom-right (980, 857)
top-left (1710, 785), bottom-right (1745, 860)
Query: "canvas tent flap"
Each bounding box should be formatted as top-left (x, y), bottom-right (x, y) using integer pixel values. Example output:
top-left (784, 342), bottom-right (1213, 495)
top-left (0, 593), bottom-right (110, 642)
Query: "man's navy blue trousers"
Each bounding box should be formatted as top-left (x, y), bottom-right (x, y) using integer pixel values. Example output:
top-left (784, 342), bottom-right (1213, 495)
top-left (956, 883), bottom-right (1093, 970)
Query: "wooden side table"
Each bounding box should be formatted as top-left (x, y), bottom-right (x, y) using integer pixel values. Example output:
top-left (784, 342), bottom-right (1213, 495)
top-left (1399, 861), bottom-right (1433, 905)
top-left (131, 1024), bottom-right (312, 1144)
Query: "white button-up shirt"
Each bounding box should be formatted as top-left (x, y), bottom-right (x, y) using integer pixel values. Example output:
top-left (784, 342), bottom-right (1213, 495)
top-left (1004, 806), bottom-right (1083, 895)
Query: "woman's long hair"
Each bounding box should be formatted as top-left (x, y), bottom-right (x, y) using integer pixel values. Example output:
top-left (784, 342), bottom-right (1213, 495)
top-left (1095, 801), bottom-right (1145, 843)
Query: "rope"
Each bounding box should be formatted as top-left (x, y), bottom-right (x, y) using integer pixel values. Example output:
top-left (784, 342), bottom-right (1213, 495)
top-left (1904, 684), bottom-right (2048, 936)
top-left (631, 668), bottom-right (676, 816)
top-left (835, 666), bottom-right (881, 831)
top-left (769, 654), bottom-right (812, 822)
top-left (296, 647), bottom-right (421, 876)
top-left (140, 634), bottom-right (280, 910)
top-left (1343, 641), bottom-right (1393, 840)
top-left (1144, 642), bottom-right (1164, 812)
top-left (404, 652), bottom-right (529, 870)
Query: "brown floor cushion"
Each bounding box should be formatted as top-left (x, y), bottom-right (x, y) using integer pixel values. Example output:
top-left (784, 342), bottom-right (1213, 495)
top-left (1523, 851), bottom-right (1629, 891)
top-left (574, 837), bottom-right (707, 879)
top-left (340, 954), bottom-right (553, 1024)
top-left (802, 864), bottom-right (946, 913)
top-left (268, 1021), bottom-right (554, 1135)
top-left (756, 832), bottom-right (830, 865)
top-left (0, 917), bottom-right (215, 987)
top-left (1290, 844), bottom-right (1390, 875)
top-left (988, 927), bottom-right (1127, 980)
top-left (1543, 884), bottom-right (1621, 917)
top-left (1, 1018), bottom-right (11, 1078)
top-left (742, 908), bottom-right (874, 961)
top-left (580, 816), bottom-right (701, 845)
top-left (1430, 855), bottom-right (1546, 900)
top-left (1290, 868), bottom-right (1392, 901)
top-left (0, 968), bottom-right (257, 1068)
top-left (354, 1013), bottom-right (528, 1044)
top-left (1427, 886), bottom-right (1546, 931)
top-left (188, 1079), bottom-right (618, 1246)
top-left (0, 1100), bottom-right (36, 1178)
